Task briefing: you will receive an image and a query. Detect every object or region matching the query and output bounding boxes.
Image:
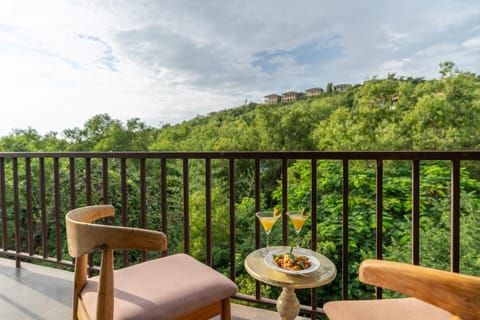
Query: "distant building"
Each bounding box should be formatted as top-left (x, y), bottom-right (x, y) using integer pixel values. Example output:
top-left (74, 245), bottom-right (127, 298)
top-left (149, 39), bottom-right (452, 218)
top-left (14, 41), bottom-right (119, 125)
top-left (281, 91), bottom-right (301, 103)
top-left (264, 83), bottom-right (350, 105)
top-left (305, 87), bottom-right (324, 97)
top-left (333, 84), bottom-right (352, 92)
top-left (264, 94), bottom-right (282, 104)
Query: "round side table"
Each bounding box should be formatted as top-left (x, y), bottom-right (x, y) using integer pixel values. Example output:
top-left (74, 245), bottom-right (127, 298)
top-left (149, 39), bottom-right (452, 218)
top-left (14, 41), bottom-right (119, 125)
top-left (245, 246), bottom-right (336, 320)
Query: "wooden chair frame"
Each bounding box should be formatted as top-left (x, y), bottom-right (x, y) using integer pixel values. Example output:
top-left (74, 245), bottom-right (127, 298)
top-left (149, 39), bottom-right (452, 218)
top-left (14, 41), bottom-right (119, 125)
top-left (66, 205), bottom-right (231, 320)
top-left (358, 259), bottom-right (480, 320)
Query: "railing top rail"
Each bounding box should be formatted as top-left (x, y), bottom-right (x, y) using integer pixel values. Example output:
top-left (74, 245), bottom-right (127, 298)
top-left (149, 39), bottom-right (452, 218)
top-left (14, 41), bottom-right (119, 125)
top-left (1, 151), bottom-right (480, 160)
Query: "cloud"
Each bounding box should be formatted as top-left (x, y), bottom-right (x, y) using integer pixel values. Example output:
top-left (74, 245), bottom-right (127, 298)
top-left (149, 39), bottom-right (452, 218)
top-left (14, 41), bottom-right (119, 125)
top-left (1, 0), bottom-right (480, 136)
top-left (115, 24), bottom-right (239, 88)
top-left (463, 37), bottom-right (480, 50)
top-left (78, 34), bottom-right (119, 71)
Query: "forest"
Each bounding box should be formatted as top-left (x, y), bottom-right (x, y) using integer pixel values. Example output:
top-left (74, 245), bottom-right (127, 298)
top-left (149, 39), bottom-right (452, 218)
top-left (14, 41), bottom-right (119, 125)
top-left (0, 62), bottom-right (479, 306)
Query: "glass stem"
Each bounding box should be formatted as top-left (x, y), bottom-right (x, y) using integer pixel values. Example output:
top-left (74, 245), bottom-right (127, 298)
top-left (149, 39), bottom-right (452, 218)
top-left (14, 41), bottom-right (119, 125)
top-left (266, 233), bottom-right (269, 248)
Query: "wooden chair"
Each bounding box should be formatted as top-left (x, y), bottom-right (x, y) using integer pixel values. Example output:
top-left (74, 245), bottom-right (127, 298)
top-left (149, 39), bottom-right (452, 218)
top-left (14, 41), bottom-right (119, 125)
top-left (65, 205), bottom-right (238, 320)
top-left (323, 259), bottom-right (480, 320)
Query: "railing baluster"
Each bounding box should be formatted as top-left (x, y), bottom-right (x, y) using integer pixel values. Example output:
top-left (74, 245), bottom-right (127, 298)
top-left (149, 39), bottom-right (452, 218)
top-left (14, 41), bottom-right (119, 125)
top-left (85, 158), bottom-right (92, 206)
top-left (13, 158), bottom-right (20, 267)
top-left (254, 159), bottom-right (260, 248)
top-left (121, 158), bottom-right (128, 266)
top-left (162, 158), bottom-right (168, 256)
top-left (311, 159), bottom-right (318, 250)
top-left (85, 157), bottom-right (94, 275)
top-left (342, 159), bottom-right (349, 300)
top-left (102, 158), bottom-right (109, 205)
top-left (311, 158), bottom-right (318, 311)
top-left (412, 160), bottom-right (420, 265)
top-left (254, 158), bottom-right (261, 300)
top-left (25, 158), bottom-right (34, 256)
top-left (229, 158), bottom-right (236, 282)
top-left (451, 159), bottom-right (460, 272)
top-left (205, 158), bottom-right (212, 266)
top-left (375, 160), bottom-right (383, 299)
top-left (281, 158), bottom-right (288, 245)
top-left (140, 158), bottom-right (147, 261)
top-left (68, 157), bottom-right (76, 266)
top-left (182, 159), bottom-right (189, 253)
top-left (54, 157), bottom-right (61, 262)
top-left (69, 158), bottom-right (76, 210)
top-left (39, 157), bottom-right (47, 258)
top-left (0, 158), bottom-right (6, 251)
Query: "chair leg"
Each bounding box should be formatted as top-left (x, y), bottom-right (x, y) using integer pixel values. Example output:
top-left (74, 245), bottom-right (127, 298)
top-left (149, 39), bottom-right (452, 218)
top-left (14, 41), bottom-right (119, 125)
top-left (221, 298), bottom-right (231, 320)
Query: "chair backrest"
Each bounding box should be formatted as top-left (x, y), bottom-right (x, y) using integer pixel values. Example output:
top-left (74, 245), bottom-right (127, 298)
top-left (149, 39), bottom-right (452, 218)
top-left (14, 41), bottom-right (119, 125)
top-left (66, 205), bottom-right (168, 257)
top-left (65, 205), bottom-right (167, 319)
top-left (359, 259), bottom-right (480, 320)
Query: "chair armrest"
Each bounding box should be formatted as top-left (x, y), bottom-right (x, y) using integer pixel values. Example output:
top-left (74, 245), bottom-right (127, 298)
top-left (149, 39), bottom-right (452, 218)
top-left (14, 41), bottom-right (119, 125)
top-left (359, 259), bottom-right (480, 320)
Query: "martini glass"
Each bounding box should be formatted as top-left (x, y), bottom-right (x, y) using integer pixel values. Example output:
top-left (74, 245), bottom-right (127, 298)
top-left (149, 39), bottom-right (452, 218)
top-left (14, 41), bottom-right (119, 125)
top-left (256, 211), bottom-right (281, 254)
top-left (287, 210), bottom-right (309, 249)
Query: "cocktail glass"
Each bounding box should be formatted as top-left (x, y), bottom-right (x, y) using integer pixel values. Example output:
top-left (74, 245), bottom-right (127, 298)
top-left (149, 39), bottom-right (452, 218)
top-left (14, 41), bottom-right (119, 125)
top-left (287, 210), bottom-right (309, 249)
top-left (256, 211), bottom-right (281, 254)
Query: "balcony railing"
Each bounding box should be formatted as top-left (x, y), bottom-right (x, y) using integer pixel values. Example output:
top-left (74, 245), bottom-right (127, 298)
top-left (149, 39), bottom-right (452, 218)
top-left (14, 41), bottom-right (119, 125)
top-left (1, 151), bottom-right (479, 318)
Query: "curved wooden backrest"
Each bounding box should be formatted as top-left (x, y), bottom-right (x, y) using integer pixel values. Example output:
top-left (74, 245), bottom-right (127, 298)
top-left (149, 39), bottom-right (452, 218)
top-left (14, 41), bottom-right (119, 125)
top-left (65, 205), bottom-right (168, 320)
top-left (66, 204), bottom-right (167, 257)
top-left (359, 259), bottom-right (480, 320)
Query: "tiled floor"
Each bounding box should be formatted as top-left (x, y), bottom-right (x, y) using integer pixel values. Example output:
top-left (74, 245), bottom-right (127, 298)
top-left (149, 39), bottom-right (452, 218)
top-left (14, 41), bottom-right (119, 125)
top-left (0, 257), bottom-right (310, 320)
top-left (0, 258), bottom-right (72, 319)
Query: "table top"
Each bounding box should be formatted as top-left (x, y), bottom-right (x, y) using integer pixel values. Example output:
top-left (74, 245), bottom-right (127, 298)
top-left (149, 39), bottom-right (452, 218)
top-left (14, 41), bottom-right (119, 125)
top-left (244, 246), bottom-right (337, 289)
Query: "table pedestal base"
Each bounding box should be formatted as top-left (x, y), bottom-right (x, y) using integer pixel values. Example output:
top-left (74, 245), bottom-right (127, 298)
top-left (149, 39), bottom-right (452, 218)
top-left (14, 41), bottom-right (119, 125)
top-left (276, 287), bottom-right (300, 320)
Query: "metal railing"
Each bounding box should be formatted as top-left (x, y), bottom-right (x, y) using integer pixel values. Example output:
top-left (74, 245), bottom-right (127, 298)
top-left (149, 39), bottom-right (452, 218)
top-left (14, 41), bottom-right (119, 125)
top-left (1, 151), bottom-right (479, 317)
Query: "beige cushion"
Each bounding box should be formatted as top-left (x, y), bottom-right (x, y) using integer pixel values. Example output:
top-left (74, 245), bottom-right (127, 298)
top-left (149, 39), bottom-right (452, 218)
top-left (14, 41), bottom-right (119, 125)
top-left (80, 253), bottom-right (238, 320)
top-left (324, 297), bottom-right (451, 320)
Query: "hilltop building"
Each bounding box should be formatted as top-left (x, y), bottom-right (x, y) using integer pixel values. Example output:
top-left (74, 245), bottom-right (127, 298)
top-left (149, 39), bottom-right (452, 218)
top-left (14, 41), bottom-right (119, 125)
top-left (264, 83), bottom-right (351, 105)
top-left (305, 87), bottom-right (324, 97)
top-left (333, 84), bottom-right (352, 92)
top-left (264, 94), bottom-right (282, 104)
top-left (281, 91), bottom-right (301, 103)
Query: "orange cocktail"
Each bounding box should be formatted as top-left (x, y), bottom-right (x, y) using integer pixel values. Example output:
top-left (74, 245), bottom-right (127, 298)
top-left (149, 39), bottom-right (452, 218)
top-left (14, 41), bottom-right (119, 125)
top-left (288, 213), bottom-right (309, 232)
top-left (287, 210), bottom-right (309, 248)
top-left (259, 216), bottom-right (278, 234)
top-left (256, 210), bottom-right (281, 252)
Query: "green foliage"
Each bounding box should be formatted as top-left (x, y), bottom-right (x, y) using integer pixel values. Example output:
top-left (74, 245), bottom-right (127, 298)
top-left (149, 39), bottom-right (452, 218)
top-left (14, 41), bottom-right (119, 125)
top-left (62, 114), bottom-right (156, 151)
top-left (0, 128), bottom-right (67, 151)
top-left (439, 61), bottom-right (457, 78)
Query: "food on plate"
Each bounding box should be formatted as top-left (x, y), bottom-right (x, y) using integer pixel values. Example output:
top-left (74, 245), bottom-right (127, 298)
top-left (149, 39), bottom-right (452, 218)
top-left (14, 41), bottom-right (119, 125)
top-left (272, 250), bottom-right (312, 271)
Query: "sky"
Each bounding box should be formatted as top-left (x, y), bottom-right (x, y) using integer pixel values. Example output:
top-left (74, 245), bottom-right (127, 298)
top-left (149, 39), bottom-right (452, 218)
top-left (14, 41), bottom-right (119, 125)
top-left (1, 0), bottom-right (479, 137)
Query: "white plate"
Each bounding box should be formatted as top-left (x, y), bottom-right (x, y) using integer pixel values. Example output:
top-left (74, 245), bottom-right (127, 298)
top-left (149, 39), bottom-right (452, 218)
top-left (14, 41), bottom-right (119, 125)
top-left (264, 250), bottom-right (320, 274)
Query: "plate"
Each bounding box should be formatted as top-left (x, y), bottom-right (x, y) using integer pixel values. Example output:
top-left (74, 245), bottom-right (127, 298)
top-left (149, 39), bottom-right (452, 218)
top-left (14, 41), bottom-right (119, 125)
top-left (264, 250), bottom-right (320, 274)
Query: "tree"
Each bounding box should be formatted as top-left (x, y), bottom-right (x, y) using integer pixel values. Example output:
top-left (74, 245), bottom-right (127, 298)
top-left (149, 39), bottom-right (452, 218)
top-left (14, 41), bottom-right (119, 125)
top-left (0, 128), bottom-right (67, 151)
top-left (63, 114), bottom-right (155, 151)
top-left (439, 61), bottom-right (457, 78)
top-left (326, 82), bottom-right (333, 93)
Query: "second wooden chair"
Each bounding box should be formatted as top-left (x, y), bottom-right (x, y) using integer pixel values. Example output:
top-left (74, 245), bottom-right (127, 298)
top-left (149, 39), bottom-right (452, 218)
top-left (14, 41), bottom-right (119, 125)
top-left (323, 259), bottom-right (480, 320)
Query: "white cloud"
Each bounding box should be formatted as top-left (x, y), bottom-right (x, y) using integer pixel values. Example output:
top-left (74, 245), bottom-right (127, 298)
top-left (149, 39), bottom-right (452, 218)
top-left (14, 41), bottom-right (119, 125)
top-left (0, 0), bottom-right (479, 137)
top-left (463, 37), bottom-right (480, 50)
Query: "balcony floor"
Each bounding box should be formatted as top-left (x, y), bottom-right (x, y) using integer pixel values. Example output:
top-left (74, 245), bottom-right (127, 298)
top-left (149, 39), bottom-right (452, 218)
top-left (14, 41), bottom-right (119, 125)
top-left (0, 257), bottom-right (309, 320)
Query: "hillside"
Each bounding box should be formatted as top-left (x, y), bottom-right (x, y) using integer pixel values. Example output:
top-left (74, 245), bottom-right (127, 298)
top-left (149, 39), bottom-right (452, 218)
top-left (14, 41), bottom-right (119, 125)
top-left (152, 68), bottom-right (480, 152)
top-left (1, 63), bottom-right (479, 153)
